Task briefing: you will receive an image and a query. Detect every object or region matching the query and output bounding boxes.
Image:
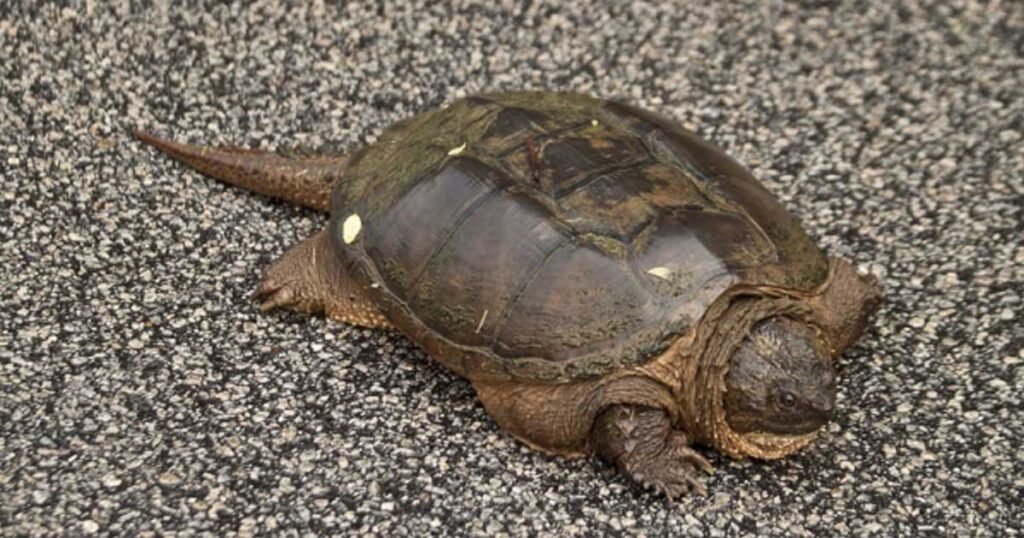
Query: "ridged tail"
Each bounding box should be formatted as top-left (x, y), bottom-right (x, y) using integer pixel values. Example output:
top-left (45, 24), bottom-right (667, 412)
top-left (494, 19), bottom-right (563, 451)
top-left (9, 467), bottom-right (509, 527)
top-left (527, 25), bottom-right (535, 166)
top-left (133, 130), bottom-right (350, 212)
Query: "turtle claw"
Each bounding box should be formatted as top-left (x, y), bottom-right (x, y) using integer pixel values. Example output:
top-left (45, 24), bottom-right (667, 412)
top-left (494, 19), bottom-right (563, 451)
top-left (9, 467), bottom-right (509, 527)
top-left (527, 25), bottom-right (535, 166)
top-left (253, 257), bottom-right (319, 314)
top-left (632, 425), bottom-right (714, 500)
top-left (596, 406), bottom-right (715, 500)
top-left (255, 281), bottom-right (299, 312)
top-left (629, 441), bottom-right (712, 500)
top-left (651, 472), bottom-right (707, 500)
top-left (252, 232), bottom-right (329, 315)
top-left (680, 447), bottom-right (715, 476)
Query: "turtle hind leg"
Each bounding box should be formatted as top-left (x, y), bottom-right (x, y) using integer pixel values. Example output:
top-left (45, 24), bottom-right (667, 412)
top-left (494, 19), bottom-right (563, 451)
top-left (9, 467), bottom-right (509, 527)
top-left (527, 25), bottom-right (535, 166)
top-left (256, 229), bottom-right (390, 329)
top-left (134, 130), bottom-right (349, 212)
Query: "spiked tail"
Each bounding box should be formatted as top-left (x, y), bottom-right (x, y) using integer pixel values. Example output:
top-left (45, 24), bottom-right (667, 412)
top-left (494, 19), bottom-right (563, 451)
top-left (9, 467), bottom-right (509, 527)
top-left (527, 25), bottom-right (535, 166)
top-left (133, 130), bottom-right (350, 212)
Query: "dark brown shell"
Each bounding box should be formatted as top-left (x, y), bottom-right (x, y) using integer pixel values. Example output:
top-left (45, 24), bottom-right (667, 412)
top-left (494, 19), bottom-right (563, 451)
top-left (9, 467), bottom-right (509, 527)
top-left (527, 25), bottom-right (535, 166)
top-left (330, 92), bottom-right (828, 382)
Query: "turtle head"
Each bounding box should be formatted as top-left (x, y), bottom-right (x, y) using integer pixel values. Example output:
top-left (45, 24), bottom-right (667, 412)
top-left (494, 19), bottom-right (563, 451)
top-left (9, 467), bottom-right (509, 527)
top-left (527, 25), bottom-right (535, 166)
top-left (723, 316), bottom-right (835, 436)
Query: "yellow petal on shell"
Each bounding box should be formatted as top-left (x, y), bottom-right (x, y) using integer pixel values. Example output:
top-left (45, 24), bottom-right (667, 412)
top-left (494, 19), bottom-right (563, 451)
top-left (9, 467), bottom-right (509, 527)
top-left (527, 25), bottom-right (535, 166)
top-left (646, 266), bottom-right (673, 280)
top-left (447, 142), bottom-right (467, 156)
top-left (342, 214), bottom-right (362, 244)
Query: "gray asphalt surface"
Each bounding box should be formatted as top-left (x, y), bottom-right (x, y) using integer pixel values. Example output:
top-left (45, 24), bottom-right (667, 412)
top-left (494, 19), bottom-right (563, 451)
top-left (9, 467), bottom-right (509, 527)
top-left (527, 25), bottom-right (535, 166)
top-left (2, 1), bottom-right (1022, 536)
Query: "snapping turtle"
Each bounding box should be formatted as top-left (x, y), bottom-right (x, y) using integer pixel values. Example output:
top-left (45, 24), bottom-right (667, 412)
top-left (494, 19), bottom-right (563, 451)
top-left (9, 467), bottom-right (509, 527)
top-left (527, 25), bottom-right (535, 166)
top-left (136, 92), bottom-right (881, 497)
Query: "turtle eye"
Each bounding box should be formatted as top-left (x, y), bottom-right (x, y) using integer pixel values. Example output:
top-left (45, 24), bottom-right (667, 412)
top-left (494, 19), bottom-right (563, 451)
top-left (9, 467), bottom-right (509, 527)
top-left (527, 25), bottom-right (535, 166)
top-left (777, 391), bottom-right (797, 409)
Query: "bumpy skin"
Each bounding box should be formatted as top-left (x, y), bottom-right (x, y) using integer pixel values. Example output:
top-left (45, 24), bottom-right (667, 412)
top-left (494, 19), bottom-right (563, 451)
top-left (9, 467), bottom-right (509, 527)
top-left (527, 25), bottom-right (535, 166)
top-left (136, 92), bottom-right (882, 498)
top-left (133, 130), bottom-right (346, 211)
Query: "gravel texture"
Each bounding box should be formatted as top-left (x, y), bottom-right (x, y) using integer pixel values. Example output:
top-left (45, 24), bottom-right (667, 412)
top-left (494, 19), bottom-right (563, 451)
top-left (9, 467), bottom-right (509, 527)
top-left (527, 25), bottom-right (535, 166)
top-left (2, 1), bottom-right (1022, 536)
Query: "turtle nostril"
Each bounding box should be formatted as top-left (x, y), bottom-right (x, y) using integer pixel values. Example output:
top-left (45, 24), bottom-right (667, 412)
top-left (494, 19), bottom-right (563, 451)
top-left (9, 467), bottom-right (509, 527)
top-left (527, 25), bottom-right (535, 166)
top-left (819, 382), bottom-right (837, 415)
top-left (817, 397), bottom-right (835, 416)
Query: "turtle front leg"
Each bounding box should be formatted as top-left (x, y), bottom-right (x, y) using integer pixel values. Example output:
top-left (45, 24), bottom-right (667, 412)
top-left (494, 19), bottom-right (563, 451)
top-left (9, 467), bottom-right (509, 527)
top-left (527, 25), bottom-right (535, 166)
top-left (256, 229), bottom-right (390, 329)
top-left (592, 405), bottom-right (713, 499)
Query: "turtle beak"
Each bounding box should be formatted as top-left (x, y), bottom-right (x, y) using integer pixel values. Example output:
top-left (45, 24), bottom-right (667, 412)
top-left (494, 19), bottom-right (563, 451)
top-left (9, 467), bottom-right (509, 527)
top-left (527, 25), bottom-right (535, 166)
top-left (808, 383), bottom-right (836, 427)
top-left (810, 356), bottom-right (837, 424)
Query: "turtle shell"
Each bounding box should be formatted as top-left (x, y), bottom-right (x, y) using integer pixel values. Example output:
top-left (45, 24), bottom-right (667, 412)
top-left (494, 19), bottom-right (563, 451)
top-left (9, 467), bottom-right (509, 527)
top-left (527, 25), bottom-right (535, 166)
top-left (330, 92), bottom-right (828, 382)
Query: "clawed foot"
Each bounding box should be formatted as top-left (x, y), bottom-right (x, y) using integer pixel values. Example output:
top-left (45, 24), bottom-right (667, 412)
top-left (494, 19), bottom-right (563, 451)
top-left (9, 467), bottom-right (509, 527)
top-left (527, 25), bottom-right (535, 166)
top-left (252, 239), bottom-right (324, 315)
top-left (251, 230), bottom-right (389, 328)
top-left (623, 429), bottom-right (714, 499)
top-left (254, 273), bottom-right (315, 313)
top-left (595, 405), bottom-right (715, 500)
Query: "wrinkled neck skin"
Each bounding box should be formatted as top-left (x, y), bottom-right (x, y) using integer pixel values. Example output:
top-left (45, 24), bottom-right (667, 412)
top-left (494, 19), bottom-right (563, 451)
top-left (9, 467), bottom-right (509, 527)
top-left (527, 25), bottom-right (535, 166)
top-left (671, 290), bottom-right (828, 460)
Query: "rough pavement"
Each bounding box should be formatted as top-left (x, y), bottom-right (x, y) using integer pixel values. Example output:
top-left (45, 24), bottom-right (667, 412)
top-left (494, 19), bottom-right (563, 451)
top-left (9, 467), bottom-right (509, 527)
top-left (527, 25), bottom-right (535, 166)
top-left (1, 1), bottom-right (1022, 536)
